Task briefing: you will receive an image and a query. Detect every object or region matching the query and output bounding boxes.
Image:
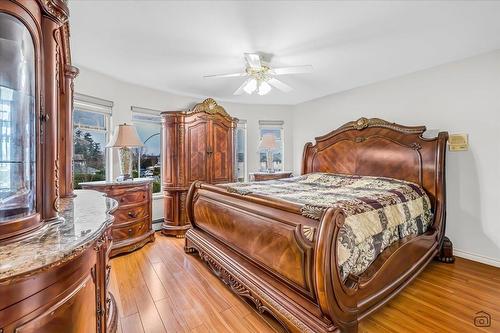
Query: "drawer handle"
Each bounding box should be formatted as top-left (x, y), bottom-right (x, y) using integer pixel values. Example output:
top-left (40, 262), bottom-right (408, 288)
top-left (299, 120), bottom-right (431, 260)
top-left (120, 198), bottom-right (125, 202)
top-left (143, 195), bottom-right (146, 199)
top-left (128, 228), bottom-right (133, 235)
top-left (128, 211), bottom-right (137, 218)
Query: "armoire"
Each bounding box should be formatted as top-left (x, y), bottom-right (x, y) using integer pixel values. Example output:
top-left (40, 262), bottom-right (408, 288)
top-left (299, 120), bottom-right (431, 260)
top-left (161, 98), bottom-right (237, 237)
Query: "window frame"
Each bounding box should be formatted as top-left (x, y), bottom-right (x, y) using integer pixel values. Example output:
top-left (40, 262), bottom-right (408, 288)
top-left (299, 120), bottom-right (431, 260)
top-left (235, 119), bottom-right (248, 182)
top-left (131, 106), bottom-right (163, 196)
top-left (73, 93), bottom-right (113, 184)
top-left (258, 120), bottom-right (285, 172)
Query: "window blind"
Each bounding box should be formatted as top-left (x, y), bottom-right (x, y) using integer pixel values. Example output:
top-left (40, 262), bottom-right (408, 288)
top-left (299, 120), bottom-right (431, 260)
top-left (258, 120), bottom-right (284, 127)
top-left (74, 93), bottom-right (113, 115)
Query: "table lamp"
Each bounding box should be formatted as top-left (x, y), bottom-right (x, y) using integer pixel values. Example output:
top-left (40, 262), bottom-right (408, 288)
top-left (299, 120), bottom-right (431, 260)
top-left (106, 124), bottom-right (143, 181)
top-left (258, 133), bottom-right (279, 173)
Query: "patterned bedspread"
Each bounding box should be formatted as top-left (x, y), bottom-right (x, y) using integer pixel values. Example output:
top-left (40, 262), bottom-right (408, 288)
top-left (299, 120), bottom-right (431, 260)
top-left (222, 173), bottom-right (433, 280)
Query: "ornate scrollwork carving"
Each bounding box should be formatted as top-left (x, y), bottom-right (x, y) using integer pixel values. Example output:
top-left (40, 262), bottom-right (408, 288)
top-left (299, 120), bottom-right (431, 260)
top-left (95, 284), bottom-right (102, 333)
top-left (64, 64), bottom-right (79, 79)
top-left (54, 160), bottom-right (60, 211)
top-left (341, 117), bottom-right (426, 134)
top-left (178, 125), bottom-right (185, 181)
top-left (354, 117), bottom-right (370, 130)
top-left (193, 244), bottom-right (315, 333)
top-left (53, 29), bottom-right (62, 90)
top-left (61, 23), bottom-right (72, 64)
top-left (300, 205), bottom-right (324, 220)
top-left (93, 234), bottom-right (106, 252)
top-left (355, 136), bottom-right (366, 143)
top-left (302, 225), bottom-right (316, 242)
top-left (411, 142), bottom-right (422, 150)
top-left (187, 98), bottom-right (234, 121)
top-left (40, 0), bottom-right (69, 23)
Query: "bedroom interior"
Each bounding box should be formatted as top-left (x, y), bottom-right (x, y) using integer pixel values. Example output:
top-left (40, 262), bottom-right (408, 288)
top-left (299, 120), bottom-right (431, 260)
top-left (0, 1), bottom-right (499, 333)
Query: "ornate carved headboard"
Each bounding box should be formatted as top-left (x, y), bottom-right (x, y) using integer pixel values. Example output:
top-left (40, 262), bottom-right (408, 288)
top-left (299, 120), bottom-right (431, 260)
top-left (301, 118), bottom-right (448, 213)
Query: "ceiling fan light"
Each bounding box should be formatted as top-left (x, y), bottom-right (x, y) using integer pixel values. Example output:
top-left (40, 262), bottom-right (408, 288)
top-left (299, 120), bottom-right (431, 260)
top-left (257, 81), bottom-right (271, 95)
top-left (244, 78), bottom-right (257, 94)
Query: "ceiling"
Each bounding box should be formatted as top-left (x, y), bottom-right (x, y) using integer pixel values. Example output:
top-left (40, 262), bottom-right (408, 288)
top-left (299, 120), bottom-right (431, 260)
top-left (69, 1), bottom-right (500, 105)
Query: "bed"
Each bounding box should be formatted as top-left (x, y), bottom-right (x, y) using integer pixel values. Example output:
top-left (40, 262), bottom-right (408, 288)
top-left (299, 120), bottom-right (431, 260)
top-left (184, 118), bottom-right (452, 333)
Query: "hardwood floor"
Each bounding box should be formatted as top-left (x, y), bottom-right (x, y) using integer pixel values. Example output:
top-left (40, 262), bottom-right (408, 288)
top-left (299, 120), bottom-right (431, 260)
top-left (110, 233), bottom-right (500, 333)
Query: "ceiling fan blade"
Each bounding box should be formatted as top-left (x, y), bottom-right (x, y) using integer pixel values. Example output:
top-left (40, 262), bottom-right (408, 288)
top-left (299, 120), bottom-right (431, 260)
top-left (267, 78), bottom-right (293, 93)
top-left (271, 65), bottom-right (313, 75)
top-left (233, 78), bottom-right (251, 95)
top-left (244, 53), bottom-right (262, 69)
top-left (204, 72), bottom-right (247, 78)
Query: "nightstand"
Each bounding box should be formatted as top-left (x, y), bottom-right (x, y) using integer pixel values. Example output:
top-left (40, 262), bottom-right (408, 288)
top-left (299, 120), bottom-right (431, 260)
top-left (249, 171), bottom-right (293, 182)
top-left (80, 178), bottom-right (155, 257)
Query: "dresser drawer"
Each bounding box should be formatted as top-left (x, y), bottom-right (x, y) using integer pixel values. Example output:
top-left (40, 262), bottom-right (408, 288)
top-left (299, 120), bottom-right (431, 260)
top-left (112, 218), bottom-right (150, 241)
top-left (113, 204), bottom-right (149, 223)
top-left (115, 190), bottom-right (148, 205)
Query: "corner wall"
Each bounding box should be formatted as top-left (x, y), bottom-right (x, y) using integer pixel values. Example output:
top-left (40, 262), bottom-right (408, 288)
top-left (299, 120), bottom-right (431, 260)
top-left (74, 66), bottom-right (294, 220)
top-left (292, 49), bottom-right (500, 266)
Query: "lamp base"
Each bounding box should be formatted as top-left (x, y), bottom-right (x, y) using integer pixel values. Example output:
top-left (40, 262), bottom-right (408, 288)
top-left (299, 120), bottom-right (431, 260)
top-left (118, 147), bottom-right (134, 181)
top-left (265, 150), bottom-right (275, 173)
top-left (116, 174), bottom-right (133, 182)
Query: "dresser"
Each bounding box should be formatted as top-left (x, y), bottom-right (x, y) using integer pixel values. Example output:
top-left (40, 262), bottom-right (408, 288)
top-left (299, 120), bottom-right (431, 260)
top-left (81, 179), bottom-right (155, 257)
top-left (161, 98), bottom-right (238, 237)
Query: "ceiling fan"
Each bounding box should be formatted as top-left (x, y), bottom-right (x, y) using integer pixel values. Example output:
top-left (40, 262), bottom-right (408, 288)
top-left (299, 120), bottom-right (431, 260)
top-left (204, 53), bottom-right (313, 96)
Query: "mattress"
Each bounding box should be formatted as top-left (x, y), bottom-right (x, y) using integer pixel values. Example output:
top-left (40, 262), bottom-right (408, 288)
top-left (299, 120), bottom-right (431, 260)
top-left (222, 173), bottom-right (433, 280)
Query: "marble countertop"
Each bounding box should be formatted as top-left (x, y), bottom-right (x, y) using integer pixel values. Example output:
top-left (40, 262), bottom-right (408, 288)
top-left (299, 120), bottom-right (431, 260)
top-left (79, 178), bottom-right (153, 187)
top-left (0, 190), bottom-right (117, 281)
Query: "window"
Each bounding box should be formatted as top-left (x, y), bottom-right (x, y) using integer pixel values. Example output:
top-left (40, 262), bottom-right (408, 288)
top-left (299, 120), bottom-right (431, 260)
top-left (235, 120), bottom-right (247, 182)
top-left (131, 107), bottom-right (161, 194)
top-left (73, 94), bottom-right (112, 189)
top-left (258, 120), bottom-right (284, 172)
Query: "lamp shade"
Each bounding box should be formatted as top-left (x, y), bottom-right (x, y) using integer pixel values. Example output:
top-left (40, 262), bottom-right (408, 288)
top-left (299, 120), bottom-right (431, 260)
top-left (106, 124), bottom-right (143, 148)
top-left (258, 133), bottom-right (278, 150)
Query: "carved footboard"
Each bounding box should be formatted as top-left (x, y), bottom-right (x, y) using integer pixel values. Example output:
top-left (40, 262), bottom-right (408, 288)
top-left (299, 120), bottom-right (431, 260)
top-left (185, 181), bottom-right (441, 333)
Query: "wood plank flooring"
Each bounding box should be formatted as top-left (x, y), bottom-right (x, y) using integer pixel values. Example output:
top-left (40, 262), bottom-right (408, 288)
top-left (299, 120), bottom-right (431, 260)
top-left (110, 233), bottom-right (500, 333)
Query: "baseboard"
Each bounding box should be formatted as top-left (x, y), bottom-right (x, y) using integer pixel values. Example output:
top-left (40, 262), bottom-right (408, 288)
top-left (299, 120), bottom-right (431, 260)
top-left (454, 248), bottom-right (500, 268)
top-left (152, 218), bottom-right (163, 231)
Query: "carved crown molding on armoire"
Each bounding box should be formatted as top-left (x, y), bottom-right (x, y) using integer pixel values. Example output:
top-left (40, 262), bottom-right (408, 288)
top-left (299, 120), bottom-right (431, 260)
top-left (161, 98), bottom-right (238, 237)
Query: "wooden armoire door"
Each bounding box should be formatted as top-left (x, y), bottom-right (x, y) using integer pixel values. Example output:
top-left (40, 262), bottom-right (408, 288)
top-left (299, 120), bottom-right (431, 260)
top-left (209, 120), bottom-right (234, 184)
top-left (161, 98), bottom-right (237, 238)
top-left (186, 118), bottom-right (210, 183)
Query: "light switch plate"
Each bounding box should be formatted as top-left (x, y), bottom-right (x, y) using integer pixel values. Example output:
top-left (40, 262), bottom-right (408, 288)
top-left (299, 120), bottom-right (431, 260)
top-left (449, 133), bottom-right (468, 151)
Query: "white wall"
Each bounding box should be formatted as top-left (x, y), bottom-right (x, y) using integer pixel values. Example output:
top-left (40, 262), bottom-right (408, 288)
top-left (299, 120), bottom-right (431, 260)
top-left (74, 67), bottom-right (293, 220)
top-left (292, 49), bottom-right (500, 266)
top-left (76, 50), bottom-right (500, 266)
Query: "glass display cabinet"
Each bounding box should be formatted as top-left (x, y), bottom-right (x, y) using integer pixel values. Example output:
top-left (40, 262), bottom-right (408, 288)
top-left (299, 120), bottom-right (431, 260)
top-left (0, 3), bottom-right (118, 333)
top-left (0, 0), bottom-right (77, 241)
top-left (0, 12), bottom-right (37, 229)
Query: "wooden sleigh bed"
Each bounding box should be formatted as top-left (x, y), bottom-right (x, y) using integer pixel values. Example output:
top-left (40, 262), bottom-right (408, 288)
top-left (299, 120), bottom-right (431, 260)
top-left (184, 118), bottom-right (452, 333)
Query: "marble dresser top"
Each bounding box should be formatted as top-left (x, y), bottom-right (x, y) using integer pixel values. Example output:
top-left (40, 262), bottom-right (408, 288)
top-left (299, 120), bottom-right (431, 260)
top-left (79, 178), bottom-right (153, 187)
top-left (0, 190), bottom-right (117, 281)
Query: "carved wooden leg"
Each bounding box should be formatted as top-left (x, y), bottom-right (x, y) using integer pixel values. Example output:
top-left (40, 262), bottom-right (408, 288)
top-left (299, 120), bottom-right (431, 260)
top-left (184, 238), bottom-right (197, 254)
top-left (436, 236), bottom-right (455, 263)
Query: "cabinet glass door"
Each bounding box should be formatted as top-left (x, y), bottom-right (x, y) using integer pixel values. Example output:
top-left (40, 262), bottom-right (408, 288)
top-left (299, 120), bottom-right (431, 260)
top-left (0, 13), bottom-right (36, 222)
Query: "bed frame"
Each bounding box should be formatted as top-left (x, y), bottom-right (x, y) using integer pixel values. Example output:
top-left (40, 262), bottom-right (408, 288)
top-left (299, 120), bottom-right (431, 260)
top-left (184, 118), bottom-right (452, 333)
